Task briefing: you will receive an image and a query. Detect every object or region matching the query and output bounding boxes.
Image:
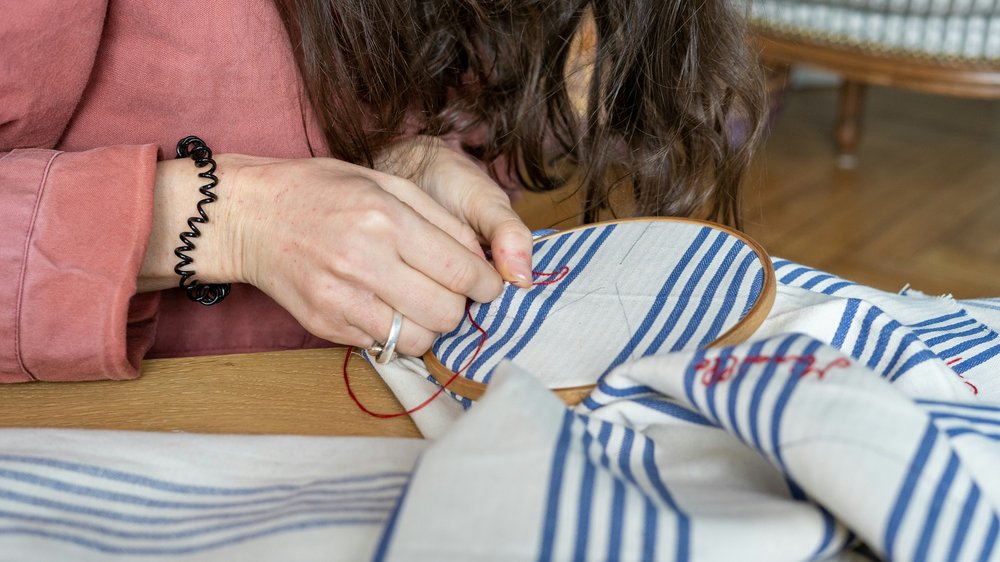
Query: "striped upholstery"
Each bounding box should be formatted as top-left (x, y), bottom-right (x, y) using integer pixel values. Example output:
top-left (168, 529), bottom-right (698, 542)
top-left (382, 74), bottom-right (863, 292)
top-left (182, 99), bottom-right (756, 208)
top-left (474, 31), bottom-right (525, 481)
top-left (432, 221), bottom-right (767, 396)
top-left (752, 0), bottom-right (1000, 61)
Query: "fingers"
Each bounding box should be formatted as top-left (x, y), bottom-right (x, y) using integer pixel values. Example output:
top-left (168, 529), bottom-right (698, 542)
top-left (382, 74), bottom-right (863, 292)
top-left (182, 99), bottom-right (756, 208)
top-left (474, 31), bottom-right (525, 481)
top-left (395, 215), bottom-right (504, 303)
top-left (362, 170), bottom-right (485, 259)
top-left (397, 144), bottom-right (534, 288)
top-left (354, 298), bottom-right (440, 358)
top-left (466, 192), bottom-right (535, 288)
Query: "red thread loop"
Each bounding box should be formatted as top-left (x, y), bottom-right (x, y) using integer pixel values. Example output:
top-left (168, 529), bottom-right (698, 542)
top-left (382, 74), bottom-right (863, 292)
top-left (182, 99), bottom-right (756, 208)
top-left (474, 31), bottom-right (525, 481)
top-left (343, 266), bottom-right (570, 418)
top-left (532, 266), bottom-right (569, 285)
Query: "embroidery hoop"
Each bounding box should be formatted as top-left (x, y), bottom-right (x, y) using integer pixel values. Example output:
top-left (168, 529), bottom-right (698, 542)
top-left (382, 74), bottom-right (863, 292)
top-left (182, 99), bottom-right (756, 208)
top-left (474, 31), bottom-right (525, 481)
top-left (422, 217), bottom-right (776, 405)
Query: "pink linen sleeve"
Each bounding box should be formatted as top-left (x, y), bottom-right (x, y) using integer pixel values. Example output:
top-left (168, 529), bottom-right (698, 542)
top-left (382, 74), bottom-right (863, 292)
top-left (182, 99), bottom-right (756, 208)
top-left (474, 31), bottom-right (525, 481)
top-left (0, 148), bottom-right (161, 382)
top-left (0, 0), bottom-right (160, 382)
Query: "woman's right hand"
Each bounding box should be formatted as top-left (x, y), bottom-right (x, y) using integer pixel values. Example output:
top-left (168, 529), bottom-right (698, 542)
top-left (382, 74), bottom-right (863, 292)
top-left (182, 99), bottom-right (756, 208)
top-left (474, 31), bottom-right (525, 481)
top-left (141, 154), bottom-right (507, 356)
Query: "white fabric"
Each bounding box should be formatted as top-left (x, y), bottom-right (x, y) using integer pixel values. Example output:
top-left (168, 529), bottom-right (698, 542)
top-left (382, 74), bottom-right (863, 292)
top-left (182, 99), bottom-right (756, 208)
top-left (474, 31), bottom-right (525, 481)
top-left (2, 240), bottom-right (1000, 559)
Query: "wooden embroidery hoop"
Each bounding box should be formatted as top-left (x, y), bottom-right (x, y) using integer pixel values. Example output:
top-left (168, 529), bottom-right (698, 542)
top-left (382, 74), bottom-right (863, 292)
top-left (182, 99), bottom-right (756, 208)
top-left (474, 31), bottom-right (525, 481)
top-left (421, 217), bottom-right (777, 405)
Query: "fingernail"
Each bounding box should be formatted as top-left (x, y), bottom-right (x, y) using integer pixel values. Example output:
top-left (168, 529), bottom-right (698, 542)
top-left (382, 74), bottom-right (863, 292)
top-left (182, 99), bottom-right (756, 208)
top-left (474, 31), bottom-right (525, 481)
top-left (510, 257), bottom-right (533, 287)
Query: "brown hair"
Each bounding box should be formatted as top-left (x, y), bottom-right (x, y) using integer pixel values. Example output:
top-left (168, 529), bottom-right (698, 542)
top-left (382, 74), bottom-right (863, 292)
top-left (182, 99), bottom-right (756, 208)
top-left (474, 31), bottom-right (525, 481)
top-left (275, 0), bottom-right (765, 227)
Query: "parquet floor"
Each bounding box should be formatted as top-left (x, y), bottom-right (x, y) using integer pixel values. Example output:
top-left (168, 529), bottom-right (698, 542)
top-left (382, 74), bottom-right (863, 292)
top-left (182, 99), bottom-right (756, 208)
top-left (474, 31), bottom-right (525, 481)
top-left (514, 85), bottom-right (1000, 299)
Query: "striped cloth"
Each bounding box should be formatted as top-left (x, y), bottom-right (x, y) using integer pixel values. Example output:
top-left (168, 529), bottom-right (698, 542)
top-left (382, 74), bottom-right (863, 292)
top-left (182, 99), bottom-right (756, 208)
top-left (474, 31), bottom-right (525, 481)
top-left (0, 431), bottom-right (425, 561)
top-left (432, 221), bottom-right (767, 407)
top-left (752, 0), bottom-right (1000, 61)
top-left (2, 219), bottom-right (1000, 560)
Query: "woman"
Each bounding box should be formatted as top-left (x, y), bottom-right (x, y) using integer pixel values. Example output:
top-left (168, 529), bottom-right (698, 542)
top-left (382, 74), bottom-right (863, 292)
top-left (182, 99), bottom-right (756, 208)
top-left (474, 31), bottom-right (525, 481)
top-left (0, 0), bottom-right (764, 382)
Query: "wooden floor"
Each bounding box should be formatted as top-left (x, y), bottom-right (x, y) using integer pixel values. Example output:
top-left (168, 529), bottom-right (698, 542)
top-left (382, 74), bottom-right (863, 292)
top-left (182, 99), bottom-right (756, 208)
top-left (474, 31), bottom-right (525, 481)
top-left (514, 85), bottom-right (1000, 299)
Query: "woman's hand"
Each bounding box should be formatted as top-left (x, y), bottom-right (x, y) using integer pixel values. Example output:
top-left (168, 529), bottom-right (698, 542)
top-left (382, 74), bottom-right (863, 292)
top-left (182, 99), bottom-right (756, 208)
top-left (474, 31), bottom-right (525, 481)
top-left (374, 136), bottom-right (535, 288)
top-left (140, 145), bottom-right (531, 357)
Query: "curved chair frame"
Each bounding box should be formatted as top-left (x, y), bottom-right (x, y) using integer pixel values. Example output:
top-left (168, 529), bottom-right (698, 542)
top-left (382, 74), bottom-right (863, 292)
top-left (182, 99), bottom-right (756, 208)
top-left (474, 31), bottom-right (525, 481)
top-left (754, 27), bottom-right (1000, 167)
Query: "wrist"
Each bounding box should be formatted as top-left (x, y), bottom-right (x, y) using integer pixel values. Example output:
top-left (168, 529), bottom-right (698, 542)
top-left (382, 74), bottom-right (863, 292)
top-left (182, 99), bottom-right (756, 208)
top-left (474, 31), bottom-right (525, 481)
top-left (138, 154), bottom-right (246, 292)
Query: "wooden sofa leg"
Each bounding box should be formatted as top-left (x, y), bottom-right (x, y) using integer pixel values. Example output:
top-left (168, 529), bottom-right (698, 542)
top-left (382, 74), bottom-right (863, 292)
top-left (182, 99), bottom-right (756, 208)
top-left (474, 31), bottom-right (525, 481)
top-left (835, 79), bottom-right (867, 169)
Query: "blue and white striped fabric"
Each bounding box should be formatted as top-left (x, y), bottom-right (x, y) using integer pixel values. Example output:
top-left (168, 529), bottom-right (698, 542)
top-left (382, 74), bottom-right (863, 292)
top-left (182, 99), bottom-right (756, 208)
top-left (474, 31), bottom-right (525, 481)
top-left (376, 333), bottom-right (1000, 561)
top-left (432, 221), bottom-right (767, 399)
top-left (4, 221), bottom-right (1000, 560)
top-left (0, 431), bottom-right (425, 561)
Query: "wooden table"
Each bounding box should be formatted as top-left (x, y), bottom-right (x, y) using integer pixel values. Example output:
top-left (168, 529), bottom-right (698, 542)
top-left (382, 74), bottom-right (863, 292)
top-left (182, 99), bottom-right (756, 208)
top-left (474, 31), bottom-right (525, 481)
top-left (0, 348), bottom-right (422, 438)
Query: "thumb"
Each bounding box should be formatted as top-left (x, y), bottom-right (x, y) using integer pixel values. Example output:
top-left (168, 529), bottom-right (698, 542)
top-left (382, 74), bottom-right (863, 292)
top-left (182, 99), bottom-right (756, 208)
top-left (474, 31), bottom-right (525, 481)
top-left (471, 197), bottom-right (535, 288)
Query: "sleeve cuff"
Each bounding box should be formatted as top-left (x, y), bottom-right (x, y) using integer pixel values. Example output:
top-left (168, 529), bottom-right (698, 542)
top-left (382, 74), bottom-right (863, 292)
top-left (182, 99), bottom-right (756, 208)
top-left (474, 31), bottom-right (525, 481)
top-left (0, 146), bottom-right (160, 382)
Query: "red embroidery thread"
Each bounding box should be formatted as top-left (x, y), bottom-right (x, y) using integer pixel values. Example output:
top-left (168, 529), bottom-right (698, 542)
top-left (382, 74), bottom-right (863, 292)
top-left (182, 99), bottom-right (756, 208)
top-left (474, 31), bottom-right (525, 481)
top-left (343, 268), bottom-right (569, 417)
top-left (697, 355), bottom-right (852, 387)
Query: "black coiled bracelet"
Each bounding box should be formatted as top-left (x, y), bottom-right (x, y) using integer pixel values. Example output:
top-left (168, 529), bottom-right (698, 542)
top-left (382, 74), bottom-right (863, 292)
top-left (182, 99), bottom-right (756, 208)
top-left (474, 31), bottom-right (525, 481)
top-left (173, 136), bottom-right (231, 306)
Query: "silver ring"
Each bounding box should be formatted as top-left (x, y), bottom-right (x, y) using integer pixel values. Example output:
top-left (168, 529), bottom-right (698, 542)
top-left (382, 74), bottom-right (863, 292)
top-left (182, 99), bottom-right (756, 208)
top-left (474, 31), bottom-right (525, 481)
top-left (372, 310), bottom-right (403, 364)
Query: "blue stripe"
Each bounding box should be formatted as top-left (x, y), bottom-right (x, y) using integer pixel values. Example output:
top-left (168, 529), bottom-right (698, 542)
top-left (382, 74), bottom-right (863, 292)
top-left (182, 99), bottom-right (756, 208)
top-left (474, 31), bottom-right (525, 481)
top-left (595, 380), bottom-right (656, 398)
top-left (572, 428), bottom-right (597, 561)
top-left (978, 515), bottom-right (999, 562)
top-left (832, 300), bottom-right (861, 348)
top-left (538, 410), bottom-right (575, 562)
top-left (943, 428), bottom-right (1000, 441)
top-left (937, 331), bottom-right (999, 359)
top-left (850, 307), bottom-right (882, 360)
top-left (954, 343), bottom-right (1000, 375)
top-left (0, 486), bottom-right (395, 526)
top-left (0, 456), bottom-right (407, 496)
top-left (725, 339), bottom-right (769, 441)
top-left (882, 332), bottom-right (920, 379)
top-left (771, 340), bottom-right (824, 467)
top-left (821, 281), bottom-right (855, 295)
top-left (702, 346), bottom-right (735, 426)
top-left (884, 423), bottom-right (938, 560)
top-left (947, 484), bottom-right (980, 562)
top-left (964, 300), bottom-right (1000, 312)
top-left (800, 272), bottom-right (834, 290)
top-left (606, 227), bottom-right (712, 373)
top-left (769, 341), bottom-right (842, 562)
top-left (913, 452), bottom-right (960, 561)
top-left (642, 497), bottom-right (657, 562)
top-left (0, 467), bottom-right (403, 510)
top-left (741, 263), bottom-right (766, 318)
top-left (371, 469), bottom-right (416, 562)
top-left (0, 517), bottom-right (380, 556)
top-left (672, 240), bottom-right (744, 350)
top-left (642, 439), bottom-right (689, 561)
top-left (888, 349), bottom-right (937, 382)
top-left (909, 311), bottom-right (966, 329)
top-left (629, 398), bottom-right (713, 427)
top-left (927, 412), bottom-right (1000, 426)
top-left (867, 319), bottom-right (901, 369)
top-left (645, 231), bottom-right (730, 354)
top-left (779, 266), bottom-right (811, 284)
top-left (0, 504), bottom-right (389, 542)
top-left (596, 423), bottom-right (625, 562)
top-left (683, 348), bottom-right (711, 410)
top-left (700, 251), bottom-right (757, 347)
top-left (912, 318), bottom-right (976, 336)
top-left (913, 319), bottom-right (977, 337)
top-left (747, 337), bottom-right (801, 451)
top-left (916, 399), bottom-right (1000, 413)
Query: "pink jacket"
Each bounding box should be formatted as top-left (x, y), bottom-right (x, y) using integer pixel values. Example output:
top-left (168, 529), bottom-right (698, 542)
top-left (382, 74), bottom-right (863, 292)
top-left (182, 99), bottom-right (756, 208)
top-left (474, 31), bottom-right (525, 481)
top-left (1, 1), bottom-right (353, 382)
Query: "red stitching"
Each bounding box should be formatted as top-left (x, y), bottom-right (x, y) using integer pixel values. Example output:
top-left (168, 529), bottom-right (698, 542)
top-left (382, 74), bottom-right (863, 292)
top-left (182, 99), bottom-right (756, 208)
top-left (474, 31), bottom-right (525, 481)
top-left (343, 266), bottom-right (570, 418)
top-left (698, 354), bottom-right (852, 387)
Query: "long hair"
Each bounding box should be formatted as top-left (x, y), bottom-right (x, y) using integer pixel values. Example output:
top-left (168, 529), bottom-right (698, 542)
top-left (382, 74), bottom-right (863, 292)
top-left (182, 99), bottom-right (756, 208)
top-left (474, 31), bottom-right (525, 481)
top-left (275, 0), bottom-right (765, 227)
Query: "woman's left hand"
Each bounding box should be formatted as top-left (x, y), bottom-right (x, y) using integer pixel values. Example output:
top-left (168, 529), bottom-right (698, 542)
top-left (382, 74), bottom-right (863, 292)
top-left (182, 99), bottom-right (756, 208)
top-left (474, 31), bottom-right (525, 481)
top-left (375, 136), bottom-right (535, 288)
